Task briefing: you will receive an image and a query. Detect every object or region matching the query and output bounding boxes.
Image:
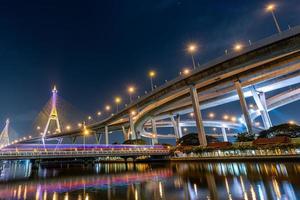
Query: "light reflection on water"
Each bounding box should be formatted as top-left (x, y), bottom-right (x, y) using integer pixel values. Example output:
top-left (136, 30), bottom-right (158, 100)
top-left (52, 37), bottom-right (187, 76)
top-left (0, 161), bottom-right (299, 199)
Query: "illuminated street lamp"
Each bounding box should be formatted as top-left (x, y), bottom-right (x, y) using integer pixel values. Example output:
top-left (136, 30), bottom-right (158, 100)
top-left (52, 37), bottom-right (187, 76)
top-left (223, 114), bottom-right (229, 120)
top-left (182, 68), bottom-right (191, 75)
top-left (88, 116), bottom-right (92, 120)
top-left (187, 44), bottom-right (197, 69)
top-left (231, 116), bottom-right (237, 122)
top-left (97, 111), bottom-right (102, 116)
top-left (114, 96), bottom-right (122, 112)
top-left (105, 105), bottom-right (111, 112)
top-left (233, 43), bottom-right (243, 51)
top-left (148, 70), bottom-right (156, 91)
top-left (66, 125), bottom-right (71, 131)
top-left (189, 112), bottom-right (194, 118)
top-left (266, 3), bottom-right (281, 33)
top-left (127, 86), bottom-right (135, 103)
top-left (208, 112), bottom-right (215, 119)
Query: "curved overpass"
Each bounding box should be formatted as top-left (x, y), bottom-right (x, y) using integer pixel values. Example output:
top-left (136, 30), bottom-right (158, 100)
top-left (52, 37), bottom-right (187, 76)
top-left (13, 26), bottom-right (300, 145)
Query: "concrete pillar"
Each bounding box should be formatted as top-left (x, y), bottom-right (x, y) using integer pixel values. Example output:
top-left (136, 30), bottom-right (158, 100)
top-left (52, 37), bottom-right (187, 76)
top-left (234, 80), bottom-right (253, 134)
top-left (105, 126), bottom-right (109, 145)
top-left (129, 115), bottom-right (136, 140)
top-left (151, 118), bottom-right (158, 145)
top-left (189, 85), bottom-right (207, 146)
top-left (170, 115), bottom-right (180, 139)
top-left (122, 126), bottom-right (129, 141)
top-left (176, 115), bottom-right (183, 138)
top-left (221, 127), bottom-right (228, 142)
top-left (250, 87), bottom-right (272, 129)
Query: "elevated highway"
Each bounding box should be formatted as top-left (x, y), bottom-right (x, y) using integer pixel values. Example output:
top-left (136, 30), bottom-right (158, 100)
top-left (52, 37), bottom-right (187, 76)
top-left (9, 26), bottom-right (300, 146)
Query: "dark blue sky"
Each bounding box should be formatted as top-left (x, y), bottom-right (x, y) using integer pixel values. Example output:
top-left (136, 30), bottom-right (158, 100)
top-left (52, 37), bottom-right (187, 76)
top-left (0, 0), bottom-right (299, 137)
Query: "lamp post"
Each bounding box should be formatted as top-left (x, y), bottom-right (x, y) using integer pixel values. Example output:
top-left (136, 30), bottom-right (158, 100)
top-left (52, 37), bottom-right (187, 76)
top-left (127, 86), bottom-right (135, 103)
top-left (114, 96), bottom-right (122, 112)
top-left (148, 70), bottom-right (156, 91)
top-left (188, 44), bottom-right (197, 69)
top-left (266, 4), bottom-right (281, 33)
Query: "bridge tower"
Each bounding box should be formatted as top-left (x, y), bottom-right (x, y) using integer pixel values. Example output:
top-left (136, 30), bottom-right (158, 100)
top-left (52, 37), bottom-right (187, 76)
top-left (0, 119), bottom-right (10, 148)
top-left (42, 86), bottom-right (62, 142)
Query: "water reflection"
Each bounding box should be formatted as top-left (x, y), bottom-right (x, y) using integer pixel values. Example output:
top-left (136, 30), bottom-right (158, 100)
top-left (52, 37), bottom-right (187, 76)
top-left (0, 161), bottom-right (299, 199)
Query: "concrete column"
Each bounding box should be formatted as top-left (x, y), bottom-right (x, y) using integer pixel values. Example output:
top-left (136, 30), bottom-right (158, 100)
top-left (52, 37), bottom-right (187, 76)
top-left (122, 126), bottom-right (129, 141)
top-left (151, 118), bottom-right (158, 145)
top-left (221, 127), bottom-right (228, 142)
top-left (250, 87), bottom-right (272, 129)
top-left (189, 85), bottom-right (207, 146)
top-left (170, 115), bottom-right (180, 139)
top-left (129, 115), bottom-right (136, 140)
top-left (105, 126), bottom-right (109, 145)
top-left (176, 115), bottom-right (183, 138)
top-left (234, 80), bottom-right (253, 134)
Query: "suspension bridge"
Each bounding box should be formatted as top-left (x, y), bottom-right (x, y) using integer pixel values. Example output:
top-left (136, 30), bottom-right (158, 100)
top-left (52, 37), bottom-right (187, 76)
top-left (0, 26), bottom-right (300, 160)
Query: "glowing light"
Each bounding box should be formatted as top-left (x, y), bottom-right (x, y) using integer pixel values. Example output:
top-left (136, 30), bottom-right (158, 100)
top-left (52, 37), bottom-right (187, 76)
top-left (190, 112), bottom-right (194, 117)
top-left (88, 116), bottom-right (92, 120)
top-left (223, 115), bottom-right (229, 120)
top-left (149, 70), bottom-right (156, 78)
top-left (234, 43), bottom-right (243, 51)
top-left (36, 126), bottom-right (41, 130)
top-left (105, 105), bottom-right (111, 111)
top-left (131, 110), bottom-right (137, 116)
top-left (128, 86), bottom-right (135, 94)
top-left (77, 123), bottom-right (82, 128)
top-left (213, 127), bottom-right (217, 131)
top-left (208, 112), bottom-right (215, 119)
top-left (288, 120), bottom-right (296, 125)
top-left (97, 111), bottom-right (102, 116)
top-left (188, 44), bottom-right (197, 53)
top-left (231, 116), bottom-right (237, 122)
top-left (115, 96), bottom-right (122, 104)
top-left (266, 3), bottom-right (275, 11)
top-left (249, 104), bottom-right (254, 108)
top-left (183, 128), bottom-right (188, 132)
top-left (66, 125), bottom-right (71, 130)
top-left (255, 122), bottom-right (260, 126)
top-left (182, 68), bottom-right (191, 75)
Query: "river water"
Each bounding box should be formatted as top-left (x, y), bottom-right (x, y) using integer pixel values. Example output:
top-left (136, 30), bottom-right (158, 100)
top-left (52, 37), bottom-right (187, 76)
top-left (0, 161), bottom-right (299, 200)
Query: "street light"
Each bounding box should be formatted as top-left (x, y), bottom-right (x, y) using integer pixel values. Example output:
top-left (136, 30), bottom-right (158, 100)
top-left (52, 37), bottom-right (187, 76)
top-left (114, 96), bottom-right (122, 112)
top-left (66, 125), bottom-right (71, 131)
top-left (148, 70), bottom-right (156, 91)
top-left (187, 44), bottom-right (197, 69)
top-left (182, 68), bottom-right (191, 75)
top-left (223, 114), bottom-right (229, 120)
top-left (97, 111), bottom-right (102, 116)
top-left (208, 112), bottom-right (215, 119)
top-left (127, 86), bottom-right (135, 103)
top-left (105, 105), bottom-right (111, 112)
top-left (266, 3), bottom-right (281, 33)
top-left (233, 43), bottom-right (243, 51)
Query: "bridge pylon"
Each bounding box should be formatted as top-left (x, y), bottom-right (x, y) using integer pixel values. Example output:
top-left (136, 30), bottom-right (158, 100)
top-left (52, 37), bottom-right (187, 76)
top-left (0, 119), bottom-right (10, 148)
top-left (42, 86), bottom-right (62, 143)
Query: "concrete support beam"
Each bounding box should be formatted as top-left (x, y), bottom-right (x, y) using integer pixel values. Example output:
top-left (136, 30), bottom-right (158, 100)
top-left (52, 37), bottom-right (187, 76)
top-left (234, 80), bottom-right (253, 134)
top-left (221, 127), bottom-right (228, 142)
top-left (189, 85), bottom-right (207, 146)
top-left (251, 87), bottom-right (272, 129)
top-left (122, 126), bottom-right (129, 141)
top-left (176, 115), bottom-right (183, 138)
top-left (129, 115), bottom-right (136, 140)
top-left (94, 133), bottom-right (101, 144)
top-left (151, 118), bottom-right (158, 145)
top-left (105, 126), bottom-right (109, 145)
top-left (170, 115), bottom-right (180, 139)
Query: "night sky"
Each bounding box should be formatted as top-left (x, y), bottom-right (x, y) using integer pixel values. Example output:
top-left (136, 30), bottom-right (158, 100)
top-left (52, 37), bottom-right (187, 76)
top-left (0, 0), bottom-right (299, 140)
